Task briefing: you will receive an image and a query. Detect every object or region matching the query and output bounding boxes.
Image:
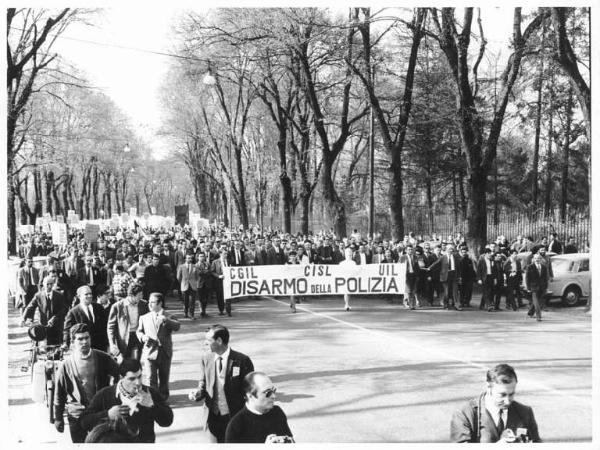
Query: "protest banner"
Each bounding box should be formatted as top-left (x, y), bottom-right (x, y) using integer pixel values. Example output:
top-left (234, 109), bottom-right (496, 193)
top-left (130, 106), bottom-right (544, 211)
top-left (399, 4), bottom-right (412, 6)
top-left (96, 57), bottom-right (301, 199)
top-left (84, 223), bottom-right (100, 244)
top-left (223, 263), bottom-right (406, 299)
top-left (50, 222), bottom-right (68, 245)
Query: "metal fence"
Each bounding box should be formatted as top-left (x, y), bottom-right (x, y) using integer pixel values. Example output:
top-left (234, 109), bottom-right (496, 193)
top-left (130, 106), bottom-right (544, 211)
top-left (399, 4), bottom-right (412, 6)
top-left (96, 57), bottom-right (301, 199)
top-left (269, 207), bottom-right (590, 247)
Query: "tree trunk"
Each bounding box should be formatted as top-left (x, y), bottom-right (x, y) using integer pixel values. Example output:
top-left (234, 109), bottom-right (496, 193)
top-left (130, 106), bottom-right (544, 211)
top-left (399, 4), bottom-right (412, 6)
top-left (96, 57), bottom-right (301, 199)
top-left (425, 171), bottom-right (434, 234)
top-left (467, 167), bottom-right (488, 255)
top-left (544, 81), bottom-right (555, 215)
top-left (532, 28), bottom-right (545, 208)
top-left (33, 169), bottom-right (43, 219)
top-left (560, 87), bottom-right (573, 222)
top-left (44, 169), bottom-right (53, 215)
top-left (233, 144), bottom-right (249, 229)
top-left (222, 189), bottom-right (229, 227)
top-left (92, 165), bottom-right (99, 218)
top-left (8, 177), bottom-right (17, 254)
top-left (321, 152), bottom-right (347, 238)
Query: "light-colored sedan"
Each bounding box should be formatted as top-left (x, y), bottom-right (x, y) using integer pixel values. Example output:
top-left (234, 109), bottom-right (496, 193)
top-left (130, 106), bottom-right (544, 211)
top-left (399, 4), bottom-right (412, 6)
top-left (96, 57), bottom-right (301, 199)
top-left (546, 253), bottom-right (590, 306)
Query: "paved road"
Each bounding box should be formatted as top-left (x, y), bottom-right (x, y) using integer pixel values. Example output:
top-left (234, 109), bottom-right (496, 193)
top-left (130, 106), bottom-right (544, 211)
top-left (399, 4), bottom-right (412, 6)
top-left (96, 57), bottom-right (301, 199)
top-left (6, 295), bottom-right (592, 443)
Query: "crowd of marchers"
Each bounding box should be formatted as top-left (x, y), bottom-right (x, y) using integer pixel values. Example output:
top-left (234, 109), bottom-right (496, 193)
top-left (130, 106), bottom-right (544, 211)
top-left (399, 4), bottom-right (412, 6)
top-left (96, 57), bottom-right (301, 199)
top-left (11, 223), bottom-right (579, 443)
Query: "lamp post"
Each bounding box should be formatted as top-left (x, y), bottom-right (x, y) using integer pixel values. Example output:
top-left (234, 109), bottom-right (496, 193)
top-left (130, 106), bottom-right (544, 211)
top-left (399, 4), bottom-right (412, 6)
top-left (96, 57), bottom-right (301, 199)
top-left (203, 65), bottom-right (233, 228)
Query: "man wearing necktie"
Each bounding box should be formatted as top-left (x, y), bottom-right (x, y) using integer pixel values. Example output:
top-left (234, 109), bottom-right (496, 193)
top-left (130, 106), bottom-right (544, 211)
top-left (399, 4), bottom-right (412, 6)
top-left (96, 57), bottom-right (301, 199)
top-left (525, 254), bottom-right (549, 321)
top-left (189, 325), bottom-right (254, 443)
top-left (211, 248), bottom-right (231, 316)
top-left (137, 293), bottom-right (181, 400)
top-left (177, 254), bottom-right (200, 319)
top-left (228, 241), bottom-right (245, 267)
top-left (450, 364), bottom-right (541, 443)
top-left (63, 285), bottom-right (108, 351)
top-left (77, 256), bottom-right (98, 300)
top-left (17, 257), bottom-right (40, 311)
top-left (429, 244), bottom-right (461, 310)
top-left (477, 248), bottom-right (498, 311)
top-left (401, 245), bottom-right (421, 309)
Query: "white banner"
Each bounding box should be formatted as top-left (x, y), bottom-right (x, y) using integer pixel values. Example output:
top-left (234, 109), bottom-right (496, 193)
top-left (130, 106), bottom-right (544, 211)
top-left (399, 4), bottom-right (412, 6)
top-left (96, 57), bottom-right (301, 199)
top-left (50, 222), bottom-right (68, 245)
top-left (224, 263), bottom-right (406, 299)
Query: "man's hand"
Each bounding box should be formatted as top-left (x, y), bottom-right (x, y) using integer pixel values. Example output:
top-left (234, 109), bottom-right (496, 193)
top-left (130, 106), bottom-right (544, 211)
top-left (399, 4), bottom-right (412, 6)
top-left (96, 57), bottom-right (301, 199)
top-left (110, 345), bottom-right (120, 357)
top-left (137, 390), bottom-right (154, 408)
top-left (66, 402), bottom-right (85, 418)
top-left (47, 317), bottom-right (56, 327)
top-left (497, 429), bottom-right (516, 443)
top-left (141, 335), bottom-right (150, 343)
top-left (54, 420), bottom-right (64, 433)
top-left (477, 280), bottom-right (482, 285)
top-left (188, 389), bottom-right (202, 401)
top-left (107, 404), bottom-right (130, 421)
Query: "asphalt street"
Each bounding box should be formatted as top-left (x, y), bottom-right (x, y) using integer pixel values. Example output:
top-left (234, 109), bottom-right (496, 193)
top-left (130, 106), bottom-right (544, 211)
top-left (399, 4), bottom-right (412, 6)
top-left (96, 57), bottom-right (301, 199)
top-left (6, 294), bottom-right (592, 443)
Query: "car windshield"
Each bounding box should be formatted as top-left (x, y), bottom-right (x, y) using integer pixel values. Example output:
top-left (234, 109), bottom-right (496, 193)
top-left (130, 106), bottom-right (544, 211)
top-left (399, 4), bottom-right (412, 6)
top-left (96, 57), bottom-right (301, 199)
top-left (551, 258), bottom-right (574, 273)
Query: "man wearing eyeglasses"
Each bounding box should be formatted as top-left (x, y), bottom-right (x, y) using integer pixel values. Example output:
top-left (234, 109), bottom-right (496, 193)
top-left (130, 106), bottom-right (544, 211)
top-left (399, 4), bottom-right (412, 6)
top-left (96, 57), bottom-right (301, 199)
top-left (188, 325), bottom-right (254, 443)
top-left (225, 372), bottom-right (294, 443)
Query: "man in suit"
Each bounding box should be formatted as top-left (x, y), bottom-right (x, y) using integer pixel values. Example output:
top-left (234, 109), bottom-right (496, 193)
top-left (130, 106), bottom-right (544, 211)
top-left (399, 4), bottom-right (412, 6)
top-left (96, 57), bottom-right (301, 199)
top-left (525, 253), bottom-right (549, 321)
top-left (196, 253), bottom-right (212, 317)
top-left (188, 325), bottom-right (254, 443)
top-left (400, 245), bottom-right (421, 309)
top-left (78, 255), bottom-right (101, 299)
top-left (211, 248), bottom-right (231, 316)
top-left (353, 244), bottom-right (371, 265)
top-left (177, 253), bottom-right (200, 319)
top-left (450, 364), bottom-right (541, 443)
top-left (477, 248), bottom-right (498, 311)
top-left (63, 285), bottom-right (108, 351)
top-left (107, 283), bottom-right (150, 361)
top-left (17, 256), bottom-right (40, 311)
top-left (503, 249), bottom-right (522, 311)
top-left (243, 241), bottom-right (257, 266)
top-left (228, 240), bottom-right (245, 267)
top-left (22, 275), bottom-right (67, 345)
top-left (457, 247), bottom-right (477, 308)
top-left (317, 237), bottom-right (334, 264)
top-left (265, 238), bottom-right (285, 265)
top-left (144, 254), bottom-right (170, 297)
top-left (564, 236), bottom-right (578, 254)
top-left (428, 244), bottom-right (461, 310)
top-left (253, 240), bottom-right (268, 266)
top-left (136, 293), bottom-right (180, 400)
top-left (303, 241), bottom-right (318, 264)
top-left (548, 232), bottom-right (562, 254)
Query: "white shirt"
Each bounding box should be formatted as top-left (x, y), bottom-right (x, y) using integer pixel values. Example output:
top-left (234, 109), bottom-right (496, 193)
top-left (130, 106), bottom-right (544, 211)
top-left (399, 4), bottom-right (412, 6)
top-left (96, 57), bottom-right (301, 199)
top-left (214, 347), bottom-right (231, 415)
top-left (448, 254), bottom-right (454, 271)
top-left (360, 253), bottom-right (366, 265)
top-left (485, 258), bottom-right (492, 275)
top-left (484, 393), bottom-right (506, 429)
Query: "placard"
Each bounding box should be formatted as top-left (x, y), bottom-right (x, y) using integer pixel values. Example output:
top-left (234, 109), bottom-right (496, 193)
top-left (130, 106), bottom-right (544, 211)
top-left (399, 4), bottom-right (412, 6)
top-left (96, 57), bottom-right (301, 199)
top-left (50, 222), bottom-right (68, 245)
top-left (84, 223), bottom-right (100, 244)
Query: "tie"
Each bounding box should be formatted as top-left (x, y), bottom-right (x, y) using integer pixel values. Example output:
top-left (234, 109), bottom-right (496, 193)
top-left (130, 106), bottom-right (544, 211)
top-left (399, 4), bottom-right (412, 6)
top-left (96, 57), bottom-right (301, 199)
top-left (537, 264), bottom-right (541, 273)
top-left (29, 269), bottom-right (34, 285)
top-left (408, 257), bottom-right (413, 273)
top-left (88, 305), bottom-right (94, 323)
top-left (498, 409), bottom-right (505, 434)
top-left (217, 356), bottom-right (223, 374)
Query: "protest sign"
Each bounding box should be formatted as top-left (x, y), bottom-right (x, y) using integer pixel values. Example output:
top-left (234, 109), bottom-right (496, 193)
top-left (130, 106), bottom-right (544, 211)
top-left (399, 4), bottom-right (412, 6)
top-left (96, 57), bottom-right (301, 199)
top-left (50, 222), bottom-right (68, 245)
top-left (223, 263), bottom-right (406, 299)
top-left (84, 223), bottom-right (100, 244)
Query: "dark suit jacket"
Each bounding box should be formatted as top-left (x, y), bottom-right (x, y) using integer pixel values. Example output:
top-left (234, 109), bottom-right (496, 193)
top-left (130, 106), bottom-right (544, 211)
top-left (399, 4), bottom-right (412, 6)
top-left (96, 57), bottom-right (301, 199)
top-left (18, 266), bottom-right (40, 293)
top-left (63, 303), bottom-right (108, 349)
top-left (77, 266), bottom-right (101, 288)
top-left (196, 349), bottom-right (254, 420)
top-left (353, 252), bottom-right (371, 265)
top-left (266, 247), bottom-right (285, 265)
top-left (458, 256), bottom-right (477, 283)
top-left (525, 263), bottom-right (549, 293)
top-left (228, 249), bottom-right (246, 267)
top-left (429, 254), bottom-right (458, 282)
top-left (400, 254), bottom-right (422, 281)
top-left (317, 246), bottom-right (334, 264)
top-left (254, 249), bottom-right (268, 266)
top-left (503, 259), bottom-right (522, 280)
top-left (450, 396), bottom-right (541, 443)
top-left (477, 257), bottom-right (499, 284)
top-left (23, 289), bottom-right (67, 344)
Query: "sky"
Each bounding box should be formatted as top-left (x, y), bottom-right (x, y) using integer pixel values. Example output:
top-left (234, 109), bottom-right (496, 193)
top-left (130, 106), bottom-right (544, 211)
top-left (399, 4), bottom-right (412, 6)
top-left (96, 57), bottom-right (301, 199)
top-left (51, 6), bottom-right (532, 159)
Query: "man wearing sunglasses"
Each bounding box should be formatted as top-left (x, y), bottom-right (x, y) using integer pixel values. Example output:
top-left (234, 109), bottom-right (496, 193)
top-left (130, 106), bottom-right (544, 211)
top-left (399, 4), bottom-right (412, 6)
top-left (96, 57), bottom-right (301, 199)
top-left (225, 372), bottom-right (294, 443)
top-left (188, 325), bottom-right (254, 443)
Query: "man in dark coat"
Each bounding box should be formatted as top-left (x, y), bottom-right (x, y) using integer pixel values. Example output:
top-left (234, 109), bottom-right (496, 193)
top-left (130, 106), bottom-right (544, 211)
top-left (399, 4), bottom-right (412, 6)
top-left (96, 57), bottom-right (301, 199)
top-left (525, 253), bottom-right (549, 321)
top-left (22, 275), bottom-right (67, 345)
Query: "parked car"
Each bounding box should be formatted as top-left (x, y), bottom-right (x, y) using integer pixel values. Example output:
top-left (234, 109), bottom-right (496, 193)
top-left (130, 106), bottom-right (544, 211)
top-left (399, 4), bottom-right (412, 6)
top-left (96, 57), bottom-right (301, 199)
top-left (520, 252), bottom-right (589, 307)
top-left (546, 253), bottom-right (590, 306)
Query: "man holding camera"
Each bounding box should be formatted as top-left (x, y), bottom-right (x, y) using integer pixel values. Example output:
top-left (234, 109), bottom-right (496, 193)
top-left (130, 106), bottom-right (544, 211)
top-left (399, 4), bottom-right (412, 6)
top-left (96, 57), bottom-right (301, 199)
top-left (225, 371), bottom-right (294, 443)
top-left (450, 364), bottom-right (541, 443)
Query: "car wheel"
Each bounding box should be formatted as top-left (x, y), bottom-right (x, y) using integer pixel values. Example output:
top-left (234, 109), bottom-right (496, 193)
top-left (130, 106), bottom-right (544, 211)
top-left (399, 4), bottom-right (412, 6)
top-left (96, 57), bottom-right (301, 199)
top-left (562, 286), bottom-right (581, 307)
